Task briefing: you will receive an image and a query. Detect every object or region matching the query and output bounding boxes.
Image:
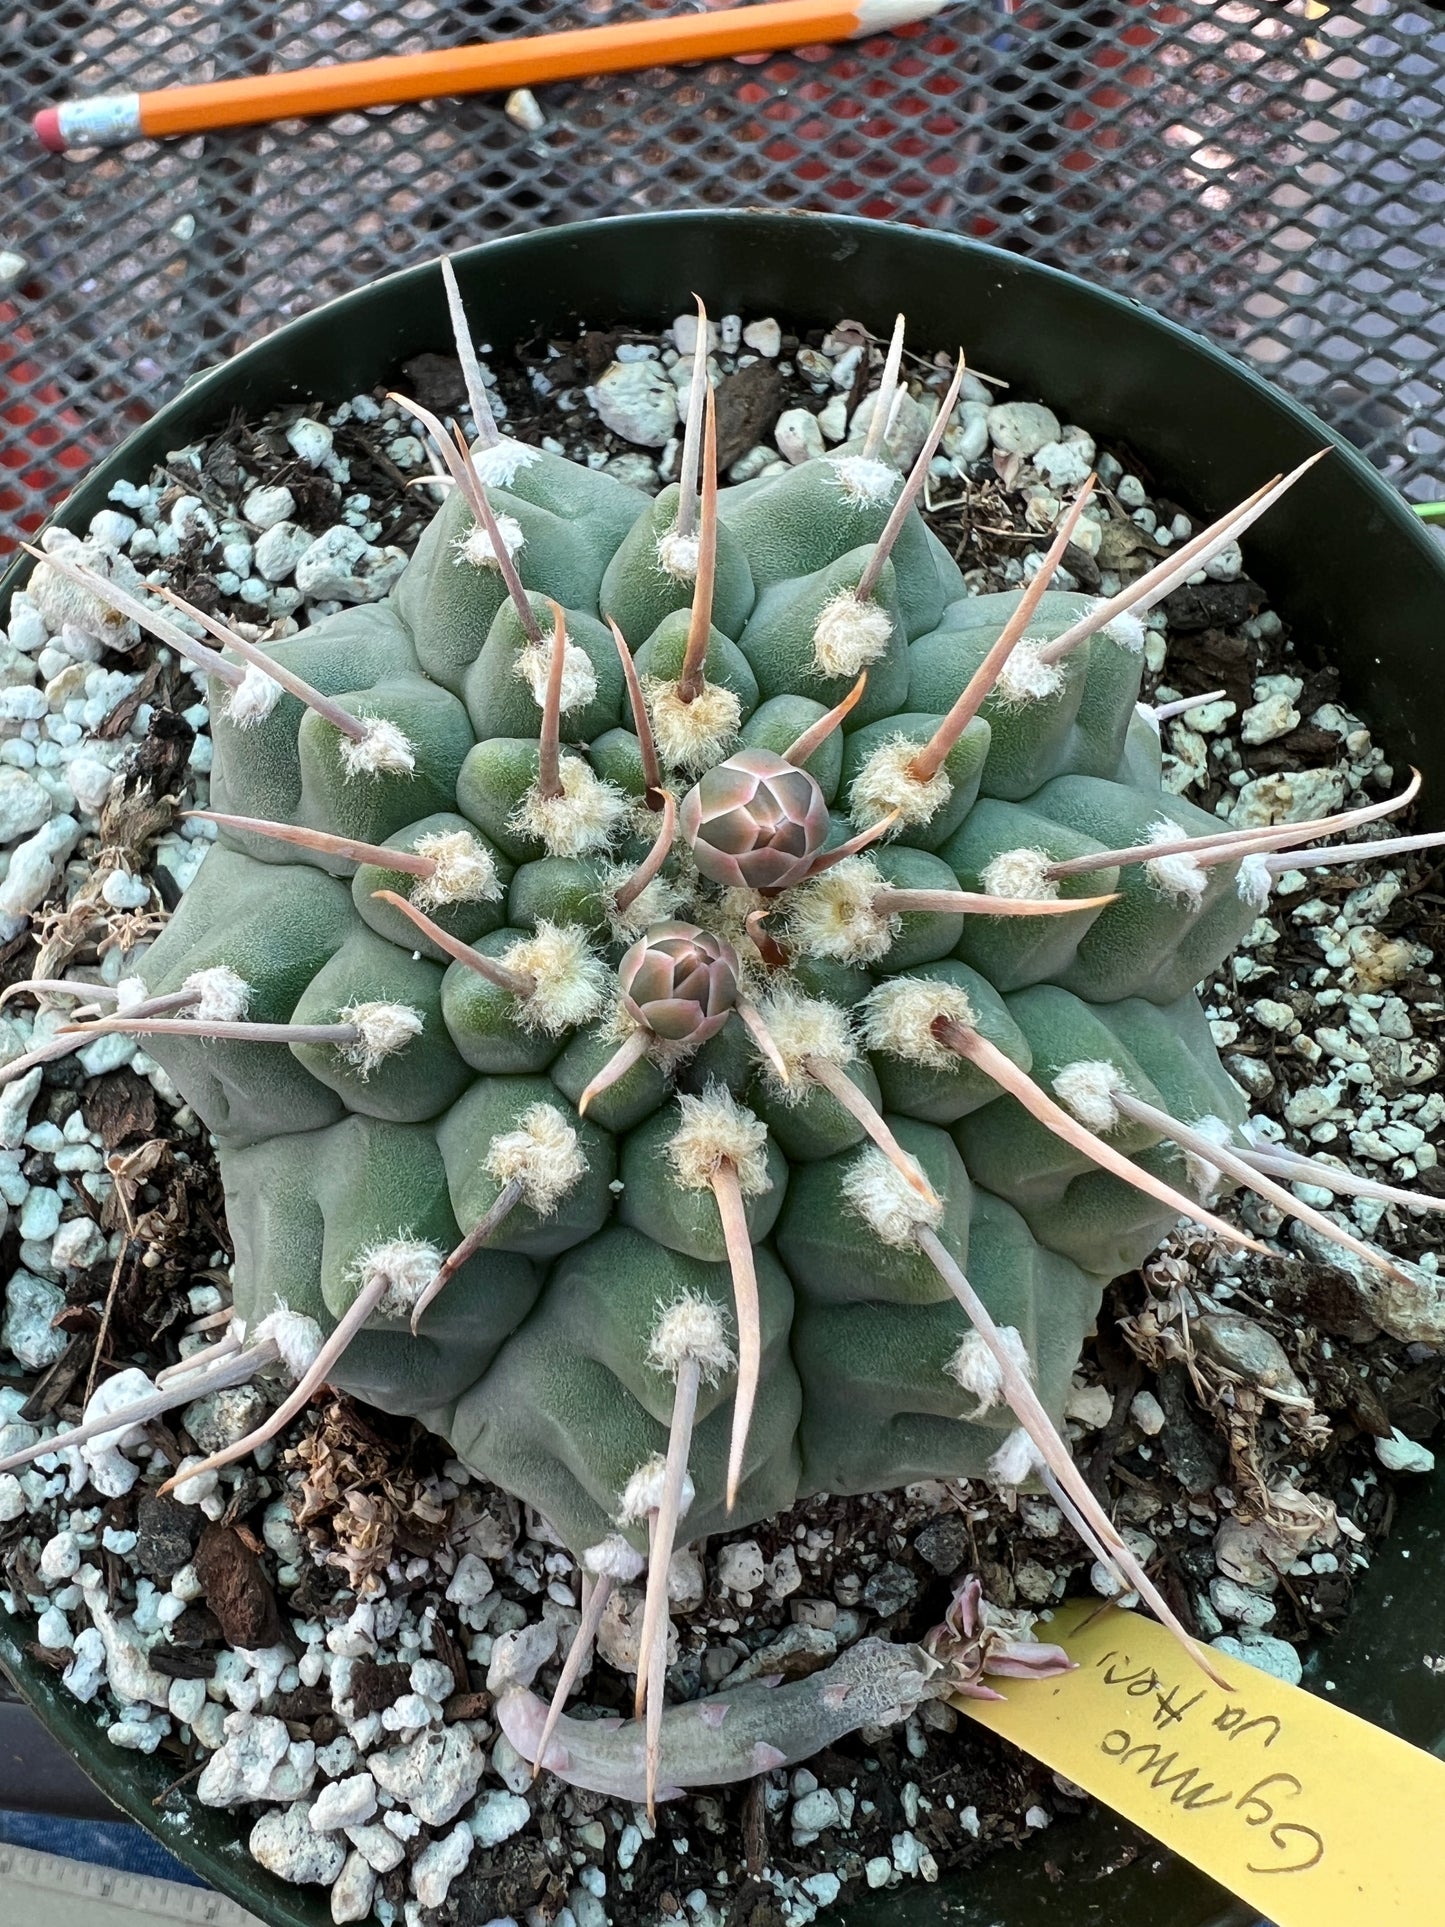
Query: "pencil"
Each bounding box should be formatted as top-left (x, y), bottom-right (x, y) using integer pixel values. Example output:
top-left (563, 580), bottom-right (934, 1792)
top-left (34, 0), bottom-right (948, 152)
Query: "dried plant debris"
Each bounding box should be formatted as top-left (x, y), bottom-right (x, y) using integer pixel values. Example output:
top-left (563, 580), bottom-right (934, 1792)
top-left (0, 304), bottom-right (1440, 1925)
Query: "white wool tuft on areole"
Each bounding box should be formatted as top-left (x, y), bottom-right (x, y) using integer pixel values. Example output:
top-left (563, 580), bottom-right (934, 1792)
top-left (472, 438), bottom-right (541, 489)
top-left (224, 662), bottom-right (283, 726)
top-left (979, 846), bottom-right (1059, 902)
top-left (667, 1082), bottom-right (772, 1196)
top-left (183, 965), bottom-right (253, 1025)
top-left (350, 1236), bottom-right (446, 1318)
top-left (502, 921), bottom-right (608, 1034)
top-left (986, 1426), bottom-right (1041, 1490)
top-left (1236, 852), bottom-right (1273, 910)
top-left (338, 1000), bottom-right (425, 1074)
top-left (483, 1101), bottom-right (588, 1214)
top-left (647, 1289), bottom-right (736, 1385)
top-left (250, 1305), bottom-right (325, 1380)
top-left (1182, 1111), bottom-right (1236, 1201)
top-left (643, 676), bottom-right (742, 775)
top-left (1051, 1058), bottom-right (1125, 1134)
top-left (1102, 609), bottom-right (1146, 653)
top-left (510, 753), bottom-right (628, 859)
top-left (655, 528), bottom-right (701, 581)
top-left (945, 1325), bottom-right (1033, 1416)
top-left (452, 513), bottom-right (525, 570)
top-left (788, 855), bottom-right (897, 966)
top-left (338, 716), bottom-right (417, 780)
top-left (600, 862), bottom-right (688, 944)
top-left (752, 987), bottom-right (855, 1095)
top-left (848, 735), bottom-right (952, 830)
top-left (514, 632), bottom-right (598, 715)
top-left (582, 1534), bottom-right (648, 1583)
top-left (1142, 818), bottom-right (1208, 906)
top-left (840, 1145), bottom-right (943, 1248)
top-left (994, 639), bottom-right (1066, 707)
top-left (412, 830), bottom-right (502, 910)
top-left (115, 976), bottom-right (149, 1014)
top-left (860, 977), bottom-right (977, 1068)
top-left (811, 590), bottom-right (894, 677)
top-left (827, 455), bottom-right (901, 506)
top-left (617, 1453), bottom-right (695, 1524)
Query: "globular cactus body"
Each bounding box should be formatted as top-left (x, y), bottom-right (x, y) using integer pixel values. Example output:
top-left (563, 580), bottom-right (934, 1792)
top-left (42, 301), bottom-right (1438, 1793)
top-left (133, 393), bottom-right (1237, 1552)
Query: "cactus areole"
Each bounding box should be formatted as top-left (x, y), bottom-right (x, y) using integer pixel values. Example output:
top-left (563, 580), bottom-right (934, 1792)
top-left (36, 289), bottom-right (1442, 1803)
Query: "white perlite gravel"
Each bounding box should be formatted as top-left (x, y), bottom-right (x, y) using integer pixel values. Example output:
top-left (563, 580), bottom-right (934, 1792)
top-left (0, 318), bottom-right (1440, 1927)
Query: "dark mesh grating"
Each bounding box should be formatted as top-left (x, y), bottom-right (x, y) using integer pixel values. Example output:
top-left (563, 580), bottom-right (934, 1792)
top-left (1, 0), bottom-right (1442, 544)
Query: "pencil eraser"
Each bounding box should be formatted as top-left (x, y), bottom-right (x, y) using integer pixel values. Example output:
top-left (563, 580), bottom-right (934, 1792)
top-left (33, 109), bottom-right (65, 152)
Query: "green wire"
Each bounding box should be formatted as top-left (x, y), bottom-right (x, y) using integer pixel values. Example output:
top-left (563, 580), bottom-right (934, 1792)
top-left (1414, 502), bottom-right (1445, 523)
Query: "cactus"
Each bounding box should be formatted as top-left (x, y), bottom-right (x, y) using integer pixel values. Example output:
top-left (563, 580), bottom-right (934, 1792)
top-left (14, 273), bottom-right (1445, 1810)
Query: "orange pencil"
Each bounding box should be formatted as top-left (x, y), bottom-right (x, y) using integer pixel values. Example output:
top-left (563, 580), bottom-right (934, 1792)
top-left (34, 0), bottom-right (947, 152)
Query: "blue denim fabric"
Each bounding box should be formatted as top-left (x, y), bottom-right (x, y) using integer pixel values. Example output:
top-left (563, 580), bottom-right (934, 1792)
top-left (0, 1805), bottom-right (208, 1887)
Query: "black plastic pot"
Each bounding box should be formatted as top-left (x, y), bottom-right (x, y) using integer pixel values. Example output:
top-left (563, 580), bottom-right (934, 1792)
top-left (1, 210), bottom-right (1443, 1927)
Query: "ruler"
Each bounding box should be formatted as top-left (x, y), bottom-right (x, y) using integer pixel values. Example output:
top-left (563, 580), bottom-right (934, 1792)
top-left (0, 1842), bottom-right (265, 1927)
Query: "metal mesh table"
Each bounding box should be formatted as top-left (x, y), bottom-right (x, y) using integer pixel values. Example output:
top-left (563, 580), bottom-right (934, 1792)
top-left (1, 0), bottom-right (1442, 546)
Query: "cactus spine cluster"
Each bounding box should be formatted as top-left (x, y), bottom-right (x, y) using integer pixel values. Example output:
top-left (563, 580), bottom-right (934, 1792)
top-left (12, 269), bottom-right (1442, 1808)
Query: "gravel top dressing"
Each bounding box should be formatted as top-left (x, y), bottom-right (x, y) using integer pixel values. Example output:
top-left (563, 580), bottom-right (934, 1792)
top-left (0, 306), bottom-right (1441, 1927)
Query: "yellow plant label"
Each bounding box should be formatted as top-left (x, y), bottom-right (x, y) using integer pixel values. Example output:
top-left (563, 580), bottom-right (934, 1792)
top-left (955, 1600), bottom-right (1445, 1923)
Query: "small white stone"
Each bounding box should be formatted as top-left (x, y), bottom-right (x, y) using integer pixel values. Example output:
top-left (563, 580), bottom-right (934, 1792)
top-left (66, 755), bottom-right (116, 815)
top-left (254, 520), bottom-right (314, 583)
top-left (1204, 539), bottom-right (1243, 581)
top-left (197, 1713), bottom-right (297, 1805)
top-left (1033, 437), bottom-right (1094, 491)
top-left (250, 1802), bottom-right (346, 1885)
top-left (1129, 1390), bottom-right (1166, 1436)
top-left (742, 318), bottom-right (782, 357)
top-left (672, 313), bottom-right (719, 357)
top-left (0, 814), bottom-right (81, 936)
top-left (591, 361), bottom-right (678, 448)
top-left (100, 866), bottom-right (150, 910)
top-left (311, 1771), bottom-right (379, 1831)
top-left (1240, 693), bottom-right (1300, 746)
top-left (504, 87), bottom-right (546, 133)
top-left (411, 1823), bottom-right (473, 1907)
top-left (344, 1823), bottom-right (407, 1874)
top-left (1209, 1576), bottom-right (1277, 1629)
top-left (0, 767), bottom-right (53, 842)
top-left (108, 1714), bottom-right (168, 1753)
top-left (792, 1788), bottom-right (842, 1836)
top-left (716, 1539), bottom-right (766, 1594)
top-left (775, 407), bottom-right (826, 466)
top-left (330, 1851), bottom-right (377, 1924)
top-left (986, 400), bottom-right (1061, 457)
top-left (285, 418), bottom-right (335, 467)
top-left (169, 1676), bottom-right (208, 1725)
top-left (1, 1269), bottom-right (66, 1369)
top-left (294, 525), bottom-right (406, 603)
top-left (18, 1186), bottom-right (62, 1241)
top-left (40, 1530), bottom-right (82, 1583)
top-left (1064, 1381), bottom-right (1113, 1430)
top-left (1376, 1428), bottom-right (1435, 1475)
top-left (469, 1789), bottom-right (531, 1848)
top-left (445, 1552), bottom-right (494, 1607)
top-left (243, 484), bottom-right (296, 530)
top-left (1210, 1631), bottom-right (1303, 1687)
top-left (369, 1724), bottom-right (483, 1826)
